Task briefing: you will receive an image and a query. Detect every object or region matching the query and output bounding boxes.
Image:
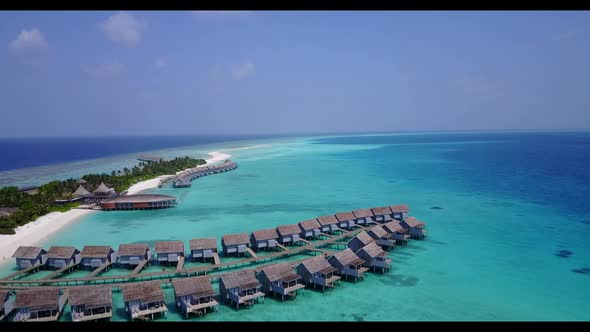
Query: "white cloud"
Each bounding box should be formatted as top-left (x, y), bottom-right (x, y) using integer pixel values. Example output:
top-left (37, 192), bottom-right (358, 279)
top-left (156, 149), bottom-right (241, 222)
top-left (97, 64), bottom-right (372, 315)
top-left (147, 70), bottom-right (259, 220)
top-left (191, 11), bottom-right (253, 20)
top-left (87, 60), bottom-right (124, 79)
top-left (100, 12), bottom-right (146, 47)
top-left (154, 58), bottom-right (168, 69)
top-left (231, 61), bottom-right (255, 80)
top-left (9, 28), bottom-right (49, 64)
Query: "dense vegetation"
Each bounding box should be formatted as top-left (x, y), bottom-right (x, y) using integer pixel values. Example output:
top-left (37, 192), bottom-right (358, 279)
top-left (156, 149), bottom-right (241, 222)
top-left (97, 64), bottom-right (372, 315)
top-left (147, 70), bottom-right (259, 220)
top-left (0, 156), bottom-right (205, 234)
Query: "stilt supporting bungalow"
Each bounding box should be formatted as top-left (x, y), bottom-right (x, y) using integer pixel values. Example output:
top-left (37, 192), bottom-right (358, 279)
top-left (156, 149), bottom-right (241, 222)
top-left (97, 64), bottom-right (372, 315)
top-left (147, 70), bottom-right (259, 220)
top-left (400, 217), bottom-right (427, 239)
top-left (367, 225), bottom-right (396, 250)
top-left (11, 246), bottom-right (47, 271)
top-left (80, 246), bottom-right (115, 270)
top-left (352, 209), bottom-right (374, 226)
top-left (250, 228), bottom-right (280, 252)
top-left (389, 204), bottom-right (410, 221)
top-left (355, 242), bottom-right (392, 273)
top-left (154, 241), bottom-right (184, 266)
top-left (122, 281), bottom-right (167, 321)
top-left (327, 249), bottom-right (368, 282)
top-left (219, 269), bottom-right (265, 309)
top-left (46, 246), bottom-right (81, 270)
top-left (172, 276), bottom-right (218, 318)
top-left (296, 255), bottom-right (341, 292)
top-left (276, 224), bottom-right (302, 246)
top-left (335, 211), bottom-right (356, 230)
top-left (382, 221), bottom-right (411, 244)
top-left (189, 238), bottom-right (218, 262)
top-left (317, 215), bottom-right (340, 234)
top-left (298, 219), bottom-right (322, 240)
top-left (221, 233), bottom-right (251, 257)
top-left (117, 244), bottom-right (150, 269)
top-left (258, 263), bottom-right (305, 301)
top-left (371, 206), bottom-right (393, 223)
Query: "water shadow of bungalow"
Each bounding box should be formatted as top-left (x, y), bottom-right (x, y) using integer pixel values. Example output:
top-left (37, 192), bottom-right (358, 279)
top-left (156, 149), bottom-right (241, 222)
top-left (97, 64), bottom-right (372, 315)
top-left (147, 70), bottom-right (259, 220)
top-left (11, 246), bottom-right (47, 270)
top-left (400, 217), bottom-right (427, 239)
top-left (335, 211), bottom-right (356, 230)
top-left (390, 204), bottom-right (410, 221)
top-left (80, 246), bottom-right (115, 270)
top-left (347, 231), bottom-right (375, 252)
top-left (154, 241), bottom-right (185, 266)
top-left (250, 228), bottom-right (279, 251)
top-left (371, 206), bottom-right (393, 223)
top-left (352, 209), bottom-right (374, 226)
top-left (117, 243), bottom-right (150, 269)
top-left (298, 218), bottom-right (322, 240)
top-left (219, 269), bottom-right (265, 309)
top-left (258, 263), bottom-right (305, 301)
top-left (69, 285), bottom-right (112, 322)
top-left (222, 233), bottom-right (251, 257)
top-left (317, 215), bottom-right (340, 234)
top-left (276, 224), bottom-right (302, 246)
top-left (367, 225), bottom-right (396, 250)
top-left (189, 238), bottom-right (218, 262)
top-left (1, 290), bottom-right (14, 321)
top-left (46, 246), bottom-right (81, 269)
top-left (356, 242), bottom-right (392, 273)
top-left (382, 221), bottom-right (411, 244)
top-left (172, 276), bottom-right (218, 318)
top-left (327, 248), bottom-right (368, 282)
top-left (85, 182), bottom-right (117, 203)
top-left (12, 288), bottom-right (67, 322)
top-left (296, 255), bottom-right (341, 291)
top-left (122, 281), bottom-right (167, 321)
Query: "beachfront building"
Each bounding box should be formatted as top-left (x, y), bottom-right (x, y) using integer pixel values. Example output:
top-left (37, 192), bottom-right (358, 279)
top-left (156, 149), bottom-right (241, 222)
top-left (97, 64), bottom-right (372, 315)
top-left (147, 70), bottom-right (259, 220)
top-left (85, 182), bottom-right (116, 203)
top-left (11, 246), bottom-right (47, 270)
top-left (122, 281), bottom-right (167, 321)
top-left (347, 231), bottom-right (375, 252)
top-left (12, 288), bottom-right (67, 322)
top-left (276, 224), bottom-right (302, 246)
top-left (296, 255), bottom-right (341, 291)
top-left (367, 225), bottom-right (396, 250)
top-left (335, 211), bottom-right (356, 229)
top-left (356, 242), bottom-right (392, 273)
top-left (258, 263), bottom-right (305, 300)
top-left (352, 209), bottom-right (374, 226)
top-left (400, 217), bottom-right (427, 239)
top-left (189, 238), bottom-right (218, 262)
top-left (46, 246), bottom-right (81, 269)
top-left (154, 241), bottom-right (185, 266)
top-left (327, 249), bottom-right (368, 282)
top-left (69, 285), bottom-right (112, 322)
top-left (100, 194), bottom-right (178, 211)
top-left (390, 204), bottom-right (410, 221)
top-left (221, 233), bottom-right (250, 257)
top-left (371, 206), bottom-right (393, 223)
top-left (250, 228), bottom-right (279, 251)
top-left (317, 215), bottom-right (340, 234)
top-left (172, 276), bottom-right (218, 318)
top-left (80, 246), bottom-right (115, 270)
top-left (117, 244), bottom-right (150, 269)
top-left (298, 219), bottom-right (322, 239)
top-left (1, 290), bottom-right (14, 321)
top-left (382, 221), bottom-right (411, 244)
top-left (219, 270), bottom-right (265, 309)
top-left (72, 185), bottom-right (91, 200)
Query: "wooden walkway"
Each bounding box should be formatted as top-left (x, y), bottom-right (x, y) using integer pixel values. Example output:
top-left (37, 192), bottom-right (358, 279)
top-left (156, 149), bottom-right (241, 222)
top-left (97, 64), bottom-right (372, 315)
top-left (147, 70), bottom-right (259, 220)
top-left (1, 265), bottom-right (41, 280)
top-left (245, 248), bottom-right (258, 258)
top-left (276, 243), bottom-right (289, 252)
top-left (212, 253), bottom-right (221, 265)
top-left (41, 263), bottom-right (79, 280)
top-left (87, 262), bottom-right (113, 278)
top-left (300, 239), bottom-right (312, 245)
top-left (130, 260), bottom-right (149, 276)
top-left (176, 257), bottom-right (185, 272)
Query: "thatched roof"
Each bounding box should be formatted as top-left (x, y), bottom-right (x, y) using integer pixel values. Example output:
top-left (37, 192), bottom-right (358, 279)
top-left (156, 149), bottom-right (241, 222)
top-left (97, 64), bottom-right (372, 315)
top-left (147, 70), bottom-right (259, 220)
top-left (189, 238), bottom-right (217, 251)
top-left (330, 248), bottom-right (364, 266)
top-left (118, 244), bottom-right (149, 256)
top-left (358, 242), bottom-right (387, 258)
top-left (352, 231), bottom-right (374, 246)
top-left (77, 178), bottom-right (87, 184)
top-left (260, 263), bottom-right (301, 283)
top-left (222, 233), bottom-right (249, 246)
top-left (383, 221), bottom-right (407, 234)
top-left (298, 218), bottom-right (321, 231)
top-left (276, 224), bottom-right (301, 236)
top-left (300, 255), bottom-right (336, 275)
top-left (390, 204), bottom-right (410, 213)
top-left (122, 281), bottom-right (164, 303)
top-left (352, 209), bottom-right (373, 218)
top-left (14, 288), bottom-right (60, 311)
top-left (220, 269), bottom-right (260, 290)
top-left (251, 228), bottom-right (279, 242)
top-left (155, 241), bottom-right (184, 254)
top-left (80, 246), bottom-right (113, 258)
top-left (69, 285), bottom-right (112, 308)
top-left (93, 182), bottom-right (113, 194)
top-left (317, 215), bottom-right (338, 226)
top-left (335, 211), bottom-right (356, 221)
top-left (403, 217), bottom-right (425, 228)
top-left (371, 206), bottom-right (392, 215)
top-left (47, 246), bottom-right (79, 259)
top-left (368, 225), bottom-right (390, 239)
top-left (172, 276), bottom-right (215, 298)
top-left (11, 246), bottom-right (45, 259)
top-left (73, 185), bottom-right (91, 197)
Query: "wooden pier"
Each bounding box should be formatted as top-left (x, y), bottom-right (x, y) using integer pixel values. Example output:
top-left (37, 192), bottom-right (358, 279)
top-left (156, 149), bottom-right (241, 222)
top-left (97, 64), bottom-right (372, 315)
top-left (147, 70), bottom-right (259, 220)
top-left (130, 260), bottom-right (149, 277)
top-left (176, 257), bottom-right (185, 272)
top-left (245, 248), bottom-right (258, 258)
top-left (212, 253), bottom-right (221, 265)
top-left (87, 262), bottom-right (113, 279)
top-left (1, 265), bottom-right (42, 281)
top-left (276, 243), bottom-right (289, 252)
top-left (41, 263), bottom-right (79, 281)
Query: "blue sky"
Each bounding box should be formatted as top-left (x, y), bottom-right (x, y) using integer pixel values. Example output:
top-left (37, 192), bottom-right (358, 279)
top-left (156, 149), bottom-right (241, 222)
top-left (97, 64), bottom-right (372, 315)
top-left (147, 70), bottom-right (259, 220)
top-left (0, 11), bottom-right (589, 137)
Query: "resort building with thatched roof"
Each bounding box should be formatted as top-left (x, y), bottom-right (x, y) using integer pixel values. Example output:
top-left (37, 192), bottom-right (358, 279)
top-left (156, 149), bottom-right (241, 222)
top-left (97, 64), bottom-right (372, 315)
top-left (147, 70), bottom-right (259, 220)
top-left (12, 288), bottom-right (67, 322)
top-left (276, 224), bottom-right (302, 246)
top-left (327, 248), bottom-right (368, 281)
top-left (122, 281), bottom-right (167, 321)
top-left (352, 208), bottom-right (374, 226)
top-left (356, 242), bottom-right (392, 273)
top-left (367, 225), bottom-right (396, 250)
top-left (335, 211), bottom-right (356, 229)
top-left (390, 204), bottom-right (410, 221)
top-left (400, 216), bottom-right (427, 239)
top-left (382, 221), bottom-right (411, 244)
top-left (371, 206), bottom-right (393, 223)
top-left (298, 218), bottom-right (322, 239)
top-left (117, 243), bottom-right (150, 268)
top-left (84, 182), bottom-right (116, 203)
top-left (347, 231), bottom-right (375, 252)
top-left (250, 228), bottom-right (279, 251)
top-left (219, 269), bottom-right (264, 309)
top-left (257, 263), bottom-right (305, 300)
top-left (296, 255), bottom-right (341, 291)
top-left (69, 285), bottom-right (112, 322)
top-left (46, 246), bottom-right (80, 269)
top-left (100, 194), bottom-right (178, 211)
top-left (172, 276), bottom-right (218, 318)
top-left (80, 246), bottom-right (115, 269)
top-left (154, 241), bottom-right (184, 265)
top-left (317, 215), bottom-right (340, 234)
top-left (73, 185), bottom-right (91, 198)
top-left (11, 246), bottom-right (47, 270)
top-left (189, 238), bottom-right (218, 262)
top-left (221, 233), bottom-right (250, 256)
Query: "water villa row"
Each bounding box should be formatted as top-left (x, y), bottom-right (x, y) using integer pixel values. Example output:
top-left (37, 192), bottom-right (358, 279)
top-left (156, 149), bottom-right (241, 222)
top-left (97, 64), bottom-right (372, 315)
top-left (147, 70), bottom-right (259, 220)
top-left (172, 160), bottom-right (238, 188)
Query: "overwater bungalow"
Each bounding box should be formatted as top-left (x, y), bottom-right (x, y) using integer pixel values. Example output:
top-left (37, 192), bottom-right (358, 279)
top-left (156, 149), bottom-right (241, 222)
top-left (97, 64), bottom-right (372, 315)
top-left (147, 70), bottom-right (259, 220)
top-left (189, 238), bottom-right (218, 262)
top-left (122, 281), bottom-right (167, 321)
top-left (1, 290), bottom-right (14, 321)
top-left (221, 233), bottom-right (250, 257)
top-left (154, 241), bottom-right (185, 265)
top-left (317, 215), bottom-right (340, 234)
top-left (352, 209), bottom-right (374, 226)
top-left (258, 263), bottom-right (305, 300)
top-left (327, 248), bottom-right (368, 282)
top-left (335, 211), bottom-right (356, 229)
top-left (382, 221), bottom-right (411, 244)
top-left (390, 204), bottom-right (410, 221)
top-left (347, 231), bottom-right (375, 252)
top-left (117, 243), bottom-right (150, 268)
top-left (400, 217), bottom-right (427, 239)
top-left (46, 246), bottom-right (80, 269)
top-left (371, 206), bottom-right (393, 223)
top-left (356, 242), bottom-right (392, 273)
top-left (296, 255), bottom-right (341, 291)
top-left (250, 228), bottom-right (279, 251)
top-left (11, 246), bottom-right (47, 270)
top-left (276, 224), bottom-right (302, 246)
top-left (80, 246), bottom-right (115, 269)
top-left (12, 288), bottom-right (67, 322)
top-left (298, 218), bottom-right (322, 239)
top-left (69, 285), bottom-right (112, 322)
top-left (172, 276), bottom-right (218, 318)
top-left (219, 269), bottom-right (265, 309)
top-left (367, 225), bottom-right (396, 250)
